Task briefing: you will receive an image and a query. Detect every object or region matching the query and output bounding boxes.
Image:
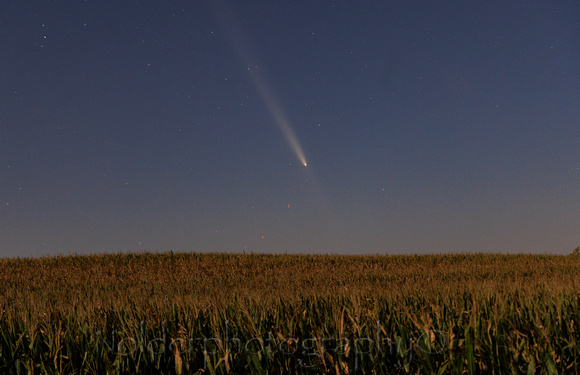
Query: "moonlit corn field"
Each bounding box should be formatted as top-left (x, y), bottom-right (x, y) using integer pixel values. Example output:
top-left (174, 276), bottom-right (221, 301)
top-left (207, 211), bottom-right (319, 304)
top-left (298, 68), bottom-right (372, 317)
top-left (1, 252), bottom-right (580, 374)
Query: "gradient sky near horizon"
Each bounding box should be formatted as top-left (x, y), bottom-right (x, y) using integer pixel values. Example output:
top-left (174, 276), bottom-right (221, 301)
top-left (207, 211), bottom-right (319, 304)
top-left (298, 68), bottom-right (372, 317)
top-left (1, 1), bottom-right (579, 258)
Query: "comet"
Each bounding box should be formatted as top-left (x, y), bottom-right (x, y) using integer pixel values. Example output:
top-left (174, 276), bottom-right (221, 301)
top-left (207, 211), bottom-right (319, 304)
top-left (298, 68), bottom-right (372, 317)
top-left (212, 2), bottom-right (308, 167)
top-left (246, 67), bottom-right (308, 167)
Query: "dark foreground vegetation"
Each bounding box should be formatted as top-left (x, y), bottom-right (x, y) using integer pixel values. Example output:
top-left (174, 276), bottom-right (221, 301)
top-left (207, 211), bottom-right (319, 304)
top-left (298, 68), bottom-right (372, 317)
top-left (1, 252), bottom-right (579, 374)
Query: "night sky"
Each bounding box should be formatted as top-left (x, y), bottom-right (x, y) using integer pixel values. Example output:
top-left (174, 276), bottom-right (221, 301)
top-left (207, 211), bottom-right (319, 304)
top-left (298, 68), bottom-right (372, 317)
top-left (2, 1), bottom-right (579, 257)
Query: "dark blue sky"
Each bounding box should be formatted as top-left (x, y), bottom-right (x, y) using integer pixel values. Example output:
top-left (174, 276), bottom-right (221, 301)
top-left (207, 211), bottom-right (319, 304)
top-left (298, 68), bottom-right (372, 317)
top-left (2, 1), bottom-right (579, 257)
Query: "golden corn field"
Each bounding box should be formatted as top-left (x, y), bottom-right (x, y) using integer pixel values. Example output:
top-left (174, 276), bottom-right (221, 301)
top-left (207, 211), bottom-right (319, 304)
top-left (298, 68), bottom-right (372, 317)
top-left (1, 251), bottom-right (580, 374)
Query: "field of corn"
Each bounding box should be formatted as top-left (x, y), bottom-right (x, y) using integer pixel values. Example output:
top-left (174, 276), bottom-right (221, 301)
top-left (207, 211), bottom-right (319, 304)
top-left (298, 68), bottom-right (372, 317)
top-left (1, 251), bottom-right (580, 374)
